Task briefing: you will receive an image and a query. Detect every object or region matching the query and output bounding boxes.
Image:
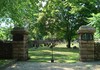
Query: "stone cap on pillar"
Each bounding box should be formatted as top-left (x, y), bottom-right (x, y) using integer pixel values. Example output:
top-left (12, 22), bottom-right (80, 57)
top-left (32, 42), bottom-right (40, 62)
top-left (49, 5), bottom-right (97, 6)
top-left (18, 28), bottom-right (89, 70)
top-left (11, 27), bottom-right (28, 35)
top-left (77, 25), bottom-right (96, 34)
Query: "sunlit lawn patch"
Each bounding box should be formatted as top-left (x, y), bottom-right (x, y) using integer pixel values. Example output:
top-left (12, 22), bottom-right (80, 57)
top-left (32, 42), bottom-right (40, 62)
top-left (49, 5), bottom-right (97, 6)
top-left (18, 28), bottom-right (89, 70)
top-left (28, 43), bottom-right (79, 63)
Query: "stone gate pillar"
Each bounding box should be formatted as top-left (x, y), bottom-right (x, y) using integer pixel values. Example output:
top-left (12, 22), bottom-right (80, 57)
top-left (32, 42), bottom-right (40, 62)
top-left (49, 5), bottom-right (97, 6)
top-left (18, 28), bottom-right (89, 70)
top-left (11, 27), bottom-right (28, 61)
top-left (77, 25), bottom-right (95, 62)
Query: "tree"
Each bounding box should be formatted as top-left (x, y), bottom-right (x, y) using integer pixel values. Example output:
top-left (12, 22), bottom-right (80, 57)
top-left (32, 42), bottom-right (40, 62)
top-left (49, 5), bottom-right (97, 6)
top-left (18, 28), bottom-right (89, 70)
top-left (0, 0), bottom-right (39, 40)
top-left (36, 0), bottom-right (71, 48)
top-left (37, 0), bottom-right (98, 48)
top-left (88, 13), bottom-right (100, 39)
top-left (0, 0), bottom-right (100, 44)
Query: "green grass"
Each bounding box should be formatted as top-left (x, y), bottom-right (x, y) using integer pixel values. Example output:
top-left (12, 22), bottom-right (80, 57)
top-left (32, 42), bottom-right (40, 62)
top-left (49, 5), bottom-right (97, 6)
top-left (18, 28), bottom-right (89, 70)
top-left (28, 43), bottom-right (79, 63)
top-left (56, 42), bottom-right (79, 48)
top-left (0, 60), bottom-right (12, 67)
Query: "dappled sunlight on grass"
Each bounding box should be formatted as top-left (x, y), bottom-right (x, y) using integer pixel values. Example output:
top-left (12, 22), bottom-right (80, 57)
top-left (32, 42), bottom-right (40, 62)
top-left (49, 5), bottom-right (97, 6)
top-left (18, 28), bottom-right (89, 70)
top-left (41, 50), bottom-right (51, 53)
top-left (56, 43), bottom-right (66, 47)
top-left (56, 42), bottom-right (79, 48)
top-left (28, 43), bottom-right (79, 63)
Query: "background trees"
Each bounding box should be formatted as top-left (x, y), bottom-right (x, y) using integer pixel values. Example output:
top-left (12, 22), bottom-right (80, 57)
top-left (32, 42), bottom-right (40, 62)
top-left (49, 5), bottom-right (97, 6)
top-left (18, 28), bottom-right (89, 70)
top-left (0, 0), bottom-right (39, 40)
top-left (37, 0), bottom-right (100, 48)
top-left (0, 0), bottom-right (100, 48)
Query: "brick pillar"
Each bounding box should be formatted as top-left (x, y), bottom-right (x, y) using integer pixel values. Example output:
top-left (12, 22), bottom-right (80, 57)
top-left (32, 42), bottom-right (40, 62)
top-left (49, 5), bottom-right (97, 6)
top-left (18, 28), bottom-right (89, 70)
top-left (11, 27), bottom-right (28, 61)
top-left (77, 25), bottom-right (95, 62)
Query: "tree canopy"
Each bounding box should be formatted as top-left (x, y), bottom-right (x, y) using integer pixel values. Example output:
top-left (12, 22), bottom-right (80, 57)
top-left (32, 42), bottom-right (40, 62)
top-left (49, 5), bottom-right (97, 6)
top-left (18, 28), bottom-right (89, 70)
top-left (0, 0), bottom-right (100, 48)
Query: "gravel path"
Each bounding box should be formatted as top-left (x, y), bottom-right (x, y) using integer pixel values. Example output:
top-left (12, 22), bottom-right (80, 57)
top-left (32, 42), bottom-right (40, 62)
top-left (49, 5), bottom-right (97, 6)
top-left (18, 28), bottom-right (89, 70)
top-left (4, 61), bottom-right (100, 70)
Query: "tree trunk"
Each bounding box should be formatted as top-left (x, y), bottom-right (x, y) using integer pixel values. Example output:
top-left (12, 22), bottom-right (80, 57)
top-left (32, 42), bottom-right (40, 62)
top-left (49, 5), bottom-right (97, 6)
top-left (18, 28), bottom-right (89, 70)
top-left (66, 29), bottom-right (72, 48)
top-left (67, 39), bottom-right (71, 48)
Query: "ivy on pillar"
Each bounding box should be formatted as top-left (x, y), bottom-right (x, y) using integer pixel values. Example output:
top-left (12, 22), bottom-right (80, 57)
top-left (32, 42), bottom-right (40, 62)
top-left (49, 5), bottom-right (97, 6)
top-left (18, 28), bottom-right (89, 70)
top-left (77, 25), bottom-right (95, 62)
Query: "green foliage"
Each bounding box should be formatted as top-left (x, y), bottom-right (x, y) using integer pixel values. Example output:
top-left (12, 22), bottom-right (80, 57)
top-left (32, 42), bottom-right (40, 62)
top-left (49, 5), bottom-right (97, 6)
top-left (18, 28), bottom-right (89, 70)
top-left (0, 0), bottom-right (100, 41)
top-left (0, 27), bottom-right (12, 40)
top-left (0, 0), bottom-right (39, 40)
top-left (0, 60), bottom-right (14, 67)
top-left (36, 0), bottom-right (97, 48)
top-left (0, 18), bottom-right (13, 40)
top-left (0, 0), bottom-right (39, 26)
top-left (88, 13), bottom-right (100, 39)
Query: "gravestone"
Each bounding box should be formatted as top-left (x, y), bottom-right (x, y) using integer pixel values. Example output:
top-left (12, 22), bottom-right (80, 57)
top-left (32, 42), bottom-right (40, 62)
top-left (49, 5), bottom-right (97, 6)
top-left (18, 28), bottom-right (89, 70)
top-left (77, 25), bottom-right (95, 61)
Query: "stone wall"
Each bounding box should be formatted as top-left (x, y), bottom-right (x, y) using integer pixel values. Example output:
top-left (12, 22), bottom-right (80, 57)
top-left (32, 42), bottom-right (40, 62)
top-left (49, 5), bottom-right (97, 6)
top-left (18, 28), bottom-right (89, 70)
top-left (0, 27), bottom-right (28, 61)
top-left (79, 41), bottom-right (95, 61)
top-left (12, 41), bottom-right (28, 60)
top-left (0, 41), bottom-right (12, 59)
top-left (94, 42), bottom-right (100, 61)
top-left (77, 25), bottom-right (100, 62)
top-left (77, 25), bottom-right (95, 62)
top-left (11, 27), bottom-right (28, 61)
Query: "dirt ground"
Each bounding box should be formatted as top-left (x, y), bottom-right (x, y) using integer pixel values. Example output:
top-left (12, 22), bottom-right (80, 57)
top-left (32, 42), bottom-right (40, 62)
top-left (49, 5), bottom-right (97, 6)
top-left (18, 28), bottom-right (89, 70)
top-left (4, 61), bottom-right (100, 70)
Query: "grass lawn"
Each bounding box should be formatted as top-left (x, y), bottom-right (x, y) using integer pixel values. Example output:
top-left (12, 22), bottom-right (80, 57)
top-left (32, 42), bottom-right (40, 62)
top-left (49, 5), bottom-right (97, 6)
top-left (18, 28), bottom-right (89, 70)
top-left (28, 43), bottom-right (79, 63)
top-left (0, 60), bottom-right (12, 67)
